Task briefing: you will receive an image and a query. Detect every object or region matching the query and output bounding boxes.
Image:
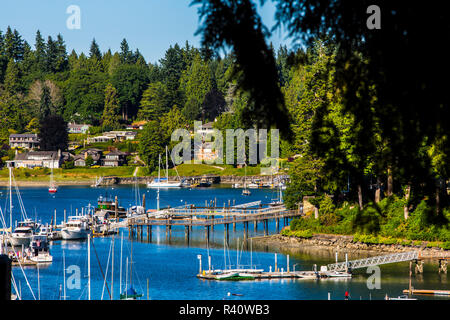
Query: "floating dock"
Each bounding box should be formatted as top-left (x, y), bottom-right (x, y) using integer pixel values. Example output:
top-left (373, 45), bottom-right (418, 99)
top-left (197, 270), bottom-right (350, 281)
top-left (403, 289), bottom-right (450, 296)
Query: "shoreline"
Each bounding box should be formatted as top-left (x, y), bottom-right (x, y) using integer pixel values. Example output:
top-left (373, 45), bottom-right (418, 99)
top-left (251, 234), bottom-right (450, 258)
top-left (0, 173), bottom-right (286, 187)
top-left (0, 180), bottom-right (94, 187)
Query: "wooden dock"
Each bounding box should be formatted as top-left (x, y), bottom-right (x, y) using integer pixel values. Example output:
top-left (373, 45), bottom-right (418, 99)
top-left (403, 289), bottom-right (450, 296)
top-left (127, 204), bottom-right (303, 243)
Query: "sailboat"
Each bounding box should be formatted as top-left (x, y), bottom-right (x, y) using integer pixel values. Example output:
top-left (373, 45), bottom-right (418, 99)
top-left (242, 164), bottom-right (251, 196)
top-left (48, 167), bottom-right (57, 193)
top-left (120, 239), bottom-right (143, 300)
top-left (147, 146), bottom-right (182, 188)
top-left (269, 183), bottom-right (284, 206)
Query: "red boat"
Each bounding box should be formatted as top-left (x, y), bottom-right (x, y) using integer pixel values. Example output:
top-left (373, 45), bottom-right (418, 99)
top-left (49, 167), bottom-right (57, 193)
top-left (48, 187), bottom-right (57, 193)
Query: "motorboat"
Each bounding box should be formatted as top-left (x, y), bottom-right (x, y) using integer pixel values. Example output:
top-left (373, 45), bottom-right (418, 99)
top-left (247, 182), bottom-right (259, 189)
top-left (95, 195), bottom-right (127, 218)
top-left (29, 235), bottom-right (52, 263)
top-left (385, 294), bottom-right (417, 300)
top-left (9, 219), bottom-right (39, 247)
top-left (61, 217), bottom-right (90, 240)
top-left (127, 205), bottom-right (146, 218)
top-left (198, 177), bottom-right (211, 187)
top-left (37, 225), bottom-right (57, 240)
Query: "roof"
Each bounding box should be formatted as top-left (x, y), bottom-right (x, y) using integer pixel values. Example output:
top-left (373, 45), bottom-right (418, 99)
top-left (14, 151), bottom-right (61, 161)
top-left (202, 122), bottom-right (214, 128)
top-left (10, 133), bottom-right (38, 138)
top-left (68, 123), bottom-right (90, 128)
top-left (106, 150), bottom-right (128, 156)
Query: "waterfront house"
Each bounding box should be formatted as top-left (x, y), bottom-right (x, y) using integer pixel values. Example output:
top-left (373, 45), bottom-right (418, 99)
top-left (68, 123), bottom-right (91, 134)
top-left (12, 150), bottom-right (63, 169)
top-left (87, 135), bottom-right (115, 144)
top-left (104, 131), bottom-right (137, 141)
top-left (126, 120), bottom-right (147, 130)
top-left (9, 133), bottom-right (40, 150)
top-left (102, 150), bottom-right (128, 167)
top-left (194, 141), bottom-right (219, 162)
top-left (73, 148), bottom-right (103, 167)
top-left (194, 122), bottom-right (219, 162)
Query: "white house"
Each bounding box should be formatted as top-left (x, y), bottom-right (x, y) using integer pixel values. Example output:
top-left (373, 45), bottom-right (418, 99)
top-left (12, 150), bottom-right (63, 169)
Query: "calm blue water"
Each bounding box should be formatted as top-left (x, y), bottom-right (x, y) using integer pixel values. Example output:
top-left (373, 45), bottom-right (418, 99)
top-left (1, 185), bottom-right (449, 300)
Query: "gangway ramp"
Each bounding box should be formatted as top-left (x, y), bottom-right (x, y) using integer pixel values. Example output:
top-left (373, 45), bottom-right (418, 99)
top-left (326, 251), bottom-right (419, 272)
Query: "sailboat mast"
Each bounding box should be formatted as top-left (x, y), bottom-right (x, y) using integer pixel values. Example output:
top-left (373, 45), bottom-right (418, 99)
top-left (111, 235), bottom-right (115, 300)
top-left (120, 232), bottom-right (123, 294)
top-left (158, 154), bottom-right (161, 182)
top-left (125, 257), bottom-right (128, 298)
top-left (9, 165), bottom-right (12, 230)
top-left (166, 146), bottom-right (169, 181)
top-left (130, 239), bottom-right (133, 286)
top-left (63, 250), bottom-right (66, 300)
top-left (88, 235), bottom-right (91, 300)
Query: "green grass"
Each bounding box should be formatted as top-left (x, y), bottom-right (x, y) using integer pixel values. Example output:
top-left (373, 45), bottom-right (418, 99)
top-left (0, 166), bottom-right (136, 182)
top-left (137, 163), bottom-right (269, 177)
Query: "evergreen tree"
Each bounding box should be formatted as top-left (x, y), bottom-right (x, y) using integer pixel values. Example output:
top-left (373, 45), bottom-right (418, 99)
top-left (4, 58), bottom-right (21, 94)
top-left (179, 54), bottom-right (214, 121)
top-left (55, 34), bottom-right (68, 72)
top-left (39, 85), bottom-right (53, 119)
top-left (137, 82), bottom-right (170, 120)
top-left (38, 114), bottom-right (68, 151)
top-left (89, 38), bottom-right (102, 60)
top-left (110, 63), bottom-right (149, 120)
top-left (34, 30), bottom-right (46, 71)
top-left (138, 120), bottom-right (166, 171)
top-left (102, 83), bottom-right (121, 130)
top-left (119, 38), bottom-right (133, 63)
top-left (159, 44), bottom-right (186, 107)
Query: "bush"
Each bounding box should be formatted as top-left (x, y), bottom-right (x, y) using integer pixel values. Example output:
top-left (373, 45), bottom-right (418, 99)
top-left (62, 160), bottom-right (74, 169)
top-left (282, 229), bottom-right (313, 239)
top-left (439, 241), bottom-right (450, 250)
top-left (319, 195), bottom-right (340, 226)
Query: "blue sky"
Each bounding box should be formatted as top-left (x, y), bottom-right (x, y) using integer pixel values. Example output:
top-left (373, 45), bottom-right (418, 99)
top-left (0, 0), bottom-right (290, 64)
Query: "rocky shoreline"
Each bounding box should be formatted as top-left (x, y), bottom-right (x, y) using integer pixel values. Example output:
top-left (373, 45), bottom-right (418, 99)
top-left (251, 233), bottom-right (450, 258)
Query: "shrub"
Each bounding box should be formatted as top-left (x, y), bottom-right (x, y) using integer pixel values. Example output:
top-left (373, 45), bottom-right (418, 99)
top-left (439, 241), bottom-right (450, 250)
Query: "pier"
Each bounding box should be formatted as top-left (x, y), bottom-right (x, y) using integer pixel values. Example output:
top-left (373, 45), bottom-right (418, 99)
top-left (127, 204), bottom-right (302, 243)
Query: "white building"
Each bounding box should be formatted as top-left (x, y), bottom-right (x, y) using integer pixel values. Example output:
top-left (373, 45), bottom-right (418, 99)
top-left (12, 150), bottom-right (63, 169)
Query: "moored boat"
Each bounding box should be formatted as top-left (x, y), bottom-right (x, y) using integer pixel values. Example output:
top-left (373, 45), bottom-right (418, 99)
top-left (29, 235), bottom-right (53, 263)
top-left (61, 217), bottom-right (90, 240)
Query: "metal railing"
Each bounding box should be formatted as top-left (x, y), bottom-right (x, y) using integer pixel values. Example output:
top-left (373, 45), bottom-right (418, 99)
top-left (327, 251), bottom-right (419, 272)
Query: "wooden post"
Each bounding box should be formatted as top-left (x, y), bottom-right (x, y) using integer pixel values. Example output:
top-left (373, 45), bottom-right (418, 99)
top-left (205, 226), bottom-right (210, 245)
top-left (409, 261), bottom-right (413, 294)
top-left (185, 226), bottom-right (190, 243)
top-left (0, 255), bottom-right (11, 300)
top-left (115, 196), bottom-right (118, 222)
top-left (142, 194), bottom-right (146, 212)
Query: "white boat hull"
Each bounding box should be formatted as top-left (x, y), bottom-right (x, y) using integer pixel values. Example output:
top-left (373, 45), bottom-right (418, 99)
top-left (30, 254), bottom-right (53, 263)
top-left (147, 182), bottom-right (182, 188)
top-left (9, 236), bottom-right (32, 247)
top-left (61, 228), bottom-right (90, 240)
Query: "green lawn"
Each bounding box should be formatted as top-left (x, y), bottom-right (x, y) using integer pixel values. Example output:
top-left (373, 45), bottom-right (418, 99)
top-left (138, 163), bottom-right (286, 177)
top-left (0, 166), bottom-right (136, 182)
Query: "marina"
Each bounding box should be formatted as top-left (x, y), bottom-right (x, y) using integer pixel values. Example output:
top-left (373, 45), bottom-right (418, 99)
top-left (1, 184), bottom-right (449, 300)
